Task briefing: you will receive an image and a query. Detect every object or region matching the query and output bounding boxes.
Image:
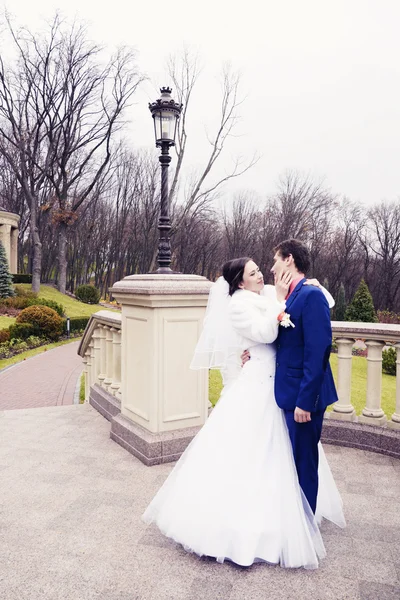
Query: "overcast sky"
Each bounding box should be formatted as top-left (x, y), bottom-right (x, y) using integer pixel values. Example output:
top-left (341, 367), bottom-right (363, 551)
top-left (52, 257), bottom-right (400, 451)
top-left (3, 0), bottom-right (400, 207)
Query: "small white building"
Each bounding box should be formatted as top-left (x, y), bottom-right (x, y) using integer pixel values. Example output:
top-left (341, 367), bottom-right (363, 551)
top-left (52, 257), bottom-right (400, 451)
top-left (0, 206), bottom-right (20, 273)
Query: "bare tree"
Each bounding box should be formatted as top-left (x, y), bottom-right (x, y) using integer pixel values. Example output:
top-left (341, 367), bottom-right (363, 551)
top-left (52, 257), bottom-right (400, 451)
top-left (222, 192), bottom-right (260, 257)
top-left (273, 171), bottom-right (337, 242)
top-left (367, 201), bottom-right (400, 310)
top-left (154, 50), bottom-right (259, 271)
top-left (0, 14), bottom-right (145, 293)
top-left (0, 17), bottom-right (56, 291)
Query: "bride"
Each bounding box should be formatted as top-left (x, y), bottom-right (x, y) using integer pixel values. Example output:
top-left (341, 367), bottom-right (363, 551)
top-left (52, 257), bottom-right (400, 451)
top-left (142, 257), bottom-right (345, 569)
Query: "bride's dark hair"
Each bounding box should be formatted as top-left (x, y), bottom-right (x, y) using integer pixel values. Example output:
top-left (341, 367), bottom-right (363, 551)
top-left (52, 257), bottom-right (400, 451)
top-left (222, 257), bottom-right (252, 296)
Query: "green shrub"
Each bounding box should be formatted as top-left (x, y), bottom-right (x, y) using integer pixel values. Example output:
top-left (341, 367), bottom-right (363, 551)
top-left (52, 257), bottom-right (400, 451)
top-left (64, 316), bottom-right (90, 333)
top-left (382, 347), bottom-right (396, 376)
top-left (16, 305), bottom-right (63, 340)
top-left (14, 285), bottom-right (37, 299)
top-left (75, 284), bottom-right (101, 304)
top-left (9, 322), bottom-right (35, 340)
top-left (25, 335), bottom-right (43, 348)
top-left (27, 297), bottom-right (65, 317)
top-left (0, 295), bottom-right (65, 317)
top-left (345, 279), bottom-right (378, 323)
top-left (0, 342), bottom-right (12, 359)
top-left (10, 339), bottom-right (28, 352)
top-left (12, 274), bottom-right (32, 284)
top-left (1, 296), bottom-right (31, 310)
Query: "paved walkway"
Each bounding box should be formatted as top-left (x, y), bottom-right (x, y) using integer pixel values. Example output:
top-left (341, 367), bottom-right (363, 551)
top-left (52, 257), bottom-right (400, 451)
top-left (0, 341), bottom-right (82, 410)
top-left (0, 403), bottom-right (399, 600)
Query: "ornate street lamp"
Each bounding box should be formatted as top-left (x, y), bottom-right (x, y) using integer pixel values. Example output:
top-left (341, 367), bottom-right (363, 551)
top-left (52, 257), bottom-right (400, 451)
top-left (149, 87), bottom-right (183, 273)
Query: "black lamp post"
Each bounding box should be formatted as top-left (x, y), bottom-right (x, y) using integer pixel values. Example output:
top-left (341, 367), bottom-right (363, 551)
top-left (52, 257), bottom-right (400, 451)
top-left (149, 87), bottom-right (183, 273)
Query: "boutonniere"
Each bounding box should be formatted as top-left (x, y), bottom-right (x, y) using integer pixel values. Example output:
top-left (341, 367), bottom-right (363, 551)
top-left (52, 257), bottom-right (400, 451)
top-left (278, 312), bottom-right (295, 328)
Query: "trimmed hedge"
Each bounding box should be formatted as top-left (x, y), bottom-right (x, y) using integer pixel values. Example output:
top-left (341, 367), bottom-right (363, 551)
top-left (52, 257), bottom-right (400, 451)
top-left (64, 316), bottom-right (90, 333)
top-left (75, 284), bottom-right (101, 304)
top-left (9, 322), bottom-right (35, 340)
top-left (12, 274), bottom-right (32, 284)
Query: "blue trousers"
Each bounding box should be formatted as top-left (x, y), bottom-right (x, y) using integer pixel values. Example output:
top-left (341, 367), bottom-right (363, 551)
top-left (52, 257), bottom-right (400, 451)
top-left (283, 410), bottom-right (325, 514)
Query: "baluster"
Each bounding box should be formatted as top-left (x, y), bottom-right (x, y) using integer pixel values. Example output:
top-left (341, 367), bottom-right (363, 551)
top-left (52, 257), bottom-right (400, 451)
top-left (97, 326), bottom-right (107, 388)
top-left (331, 338), bottom-right (356, 420)
top-left (104, 326), bottom-right (114, 392)
top-left (92, 327), bottom-right (101, 386)
top-left (359, 339), bottom-right (387, 425)
top-left (388, 343), bottom-right (400, 430)
top-left (110, 328), bottom-right (122, 399)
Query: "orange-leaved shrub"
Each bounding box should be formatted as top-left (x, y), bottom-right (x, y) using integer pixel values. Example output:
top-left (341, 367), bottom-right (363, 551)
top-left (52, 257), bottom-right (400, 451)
top-left (16, 305), bottom-right (63, 340)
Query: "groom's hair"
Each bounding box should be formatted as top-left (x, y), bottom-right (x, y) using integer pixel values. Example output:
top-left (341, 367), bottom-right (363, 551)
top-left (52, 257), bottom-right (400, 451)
top-left (222, 257), bottom-right (252, 296)
top-left (274, 239), bottom-right (311, 274)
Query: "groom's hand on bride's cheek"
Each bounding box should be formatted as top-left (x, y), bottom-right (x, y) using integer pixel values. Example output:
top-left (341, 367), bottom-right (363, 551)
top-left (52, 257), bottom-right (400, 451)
top-left (294, 407), bottom-right (312, 423)
top-left (241, 350), bottom-right (250, 366)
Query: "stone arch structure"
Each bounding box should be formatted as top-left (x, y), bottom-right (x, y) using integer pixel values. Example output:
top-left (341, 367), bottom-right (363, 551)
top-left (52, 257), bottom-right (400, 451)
top-left (0, 206), bottom-right (20, 274)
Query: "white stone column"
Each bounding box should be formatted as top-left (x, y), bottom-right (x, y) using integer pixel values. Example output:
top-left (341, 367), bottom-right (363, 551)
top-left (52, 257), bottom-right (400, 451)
top-left (0, 224), bottom-right (11, 269)
top-left (388, 343), bottom-right (400, 430)
top-left (331, 338), bottom-right (356, 421)
top-left (110, 328), bottom-right (121, 398)
top-left (97, 326), bottom-right (107, 388)
top-left (10, 228), bottom-right (18, 273)
top-left (103, 326), bottom-right (114, 392)
top-left (359, 339), bottom-right (387, 425)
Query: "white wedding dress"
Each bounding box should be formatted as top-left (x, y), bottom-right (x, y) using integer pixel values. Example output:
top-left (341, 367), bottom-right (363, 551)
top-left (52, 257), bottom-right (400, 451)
top-left (142, 284), bottom-right (345, 569)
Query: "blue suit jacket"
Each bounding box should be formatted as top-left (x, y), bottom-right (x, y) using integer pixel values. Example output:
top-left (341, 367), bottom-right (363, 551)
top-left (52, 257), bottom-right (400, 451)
top-left (274, 278), bottom-right (338, 413)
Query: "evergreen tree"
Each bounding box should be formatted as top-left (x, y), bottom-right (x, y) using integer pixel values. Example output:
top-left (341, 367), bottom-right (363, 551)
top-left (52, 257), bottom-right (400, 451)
top-left (335, 283), bottom-right (346, 321)
top-left (0, 242), bottom-right (14, 298)
top-left (345, 279), bottom-right (377, 323)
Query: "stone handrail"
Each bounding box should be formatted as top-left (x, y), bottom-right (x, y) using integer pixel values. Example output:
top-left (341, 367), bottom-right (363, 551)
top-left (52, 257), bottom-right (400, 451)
top-left (330, 321), bottom-right (400, 429)
top-left (77, 311), bottom-right (122, 403)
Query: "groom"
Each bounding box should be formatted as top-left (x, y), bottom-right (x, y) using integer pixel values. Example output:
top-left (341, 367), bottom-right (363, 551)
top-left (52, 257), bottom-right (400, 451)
top-left (271, 238), bottom-right (337, 513)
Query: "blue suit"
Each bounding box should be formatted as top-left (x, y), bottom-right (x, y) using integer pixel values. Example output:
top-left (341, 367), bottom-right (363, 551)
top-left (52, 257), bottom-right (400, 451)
top-left (275, 278), bottom-right (338, 513)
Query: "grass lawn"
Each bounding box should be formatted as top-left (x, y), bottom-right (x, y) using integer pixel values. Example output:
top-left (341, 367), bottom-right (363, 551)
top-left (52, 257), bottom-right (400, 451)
top-left (209, 354), bottom-right (396, 418)
top-left (0, 338), bottom-right (79, 371)
top-left (0, 315), bottom-right (16, 329)
top-left (17, 284), bottom-right (118, 318)
top-left (79, 373), bottom-right (85, 404)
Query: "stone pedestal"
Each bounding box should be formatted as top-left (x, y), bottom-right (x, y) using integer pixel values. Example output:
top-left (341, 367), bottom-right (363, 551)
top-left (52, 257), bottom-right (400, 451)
top-left (110, 273), bottom-right (212, 465)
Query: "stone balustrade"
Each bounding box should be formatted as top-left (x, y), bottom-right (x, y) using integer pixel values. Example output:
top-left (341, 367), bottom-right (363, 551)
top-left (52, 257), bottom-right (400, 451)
top-left (330, 321), bottom-right (400, 430)
top-left (77, 311), bottom-right (122, 419)
top-left (79, 310), bottom-right (400, 462)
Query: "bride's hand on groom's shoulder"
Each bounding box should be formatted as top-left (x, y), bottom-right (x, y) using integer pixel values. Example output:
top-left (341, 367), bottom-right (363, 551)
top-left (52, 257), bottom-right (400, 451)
top-left (304, 278), bottom-right (322, 288)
